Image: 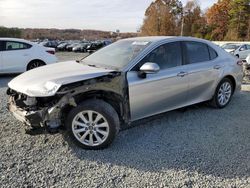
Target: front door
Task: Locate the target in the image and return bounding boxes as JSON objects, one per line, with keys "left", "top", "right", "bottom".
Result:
{"left": 127, "top": 42, "right": 189, "bottom": 121}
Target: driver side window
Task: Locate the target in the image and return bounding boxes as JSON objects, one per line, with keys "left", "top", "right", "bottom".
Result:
{"left": 133, "top": 42, "right": 182, "bottom": 71}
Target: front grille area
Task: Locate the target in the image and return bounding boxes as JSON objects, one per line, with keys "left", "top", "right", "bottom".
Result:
{"left": 7, "top": 88, "right": 28, "bottom": 107}
{"left": 7, "top": 88, "right": 39, "bottom": 111}
{"left": 7, "top": 88, "right": 60, "bottom": 109}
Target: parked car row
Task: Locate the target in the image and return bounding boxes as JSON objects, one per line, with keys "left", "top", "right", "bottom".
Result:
{"left": 37, "top": 39, "right": 112, "bottom": 53}
{"left": 221, "top": 43, "right": 250, "bottom": 61}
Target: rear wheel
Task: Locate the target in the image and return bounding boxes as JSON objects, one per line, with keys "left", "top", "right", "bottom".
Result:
{"left": 27, "top": 60, "right": 45, "bottom": 70}
{"left": 65, "top": 99, "right": 120, "bottom": 149}
{"left": 210, "top": 78, "right": 233, "bottom": 108}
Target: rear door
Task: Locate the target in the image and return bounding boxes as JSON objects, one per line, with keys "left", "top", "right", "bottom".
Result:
{"left": 183, "top": 41, "right": 221, "bottom": 104}
{"left": 2, "top": 41, "right": 32, "bottom": 73}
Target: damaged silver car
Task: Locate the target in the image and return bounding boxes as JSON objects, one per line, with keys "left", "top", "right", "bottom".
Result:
{"left": 7, "top": 37, "right": 243, "bottom": 149}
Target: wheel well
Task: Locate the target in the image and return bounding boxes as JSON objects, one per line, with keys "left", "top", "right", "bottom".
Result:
{"left": 68, "top": 91, "right": 125, "bottom": 122}
{"left": 27, "top": 59, "right": 46, "bottom": 70}
{"left": 223, "top": 75, "right": 236, "bottom": 92}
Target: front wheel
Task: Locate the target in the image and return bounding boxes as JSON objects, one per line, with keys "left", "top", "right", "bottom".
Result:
{"left": 210, "top": 78, "right": 233, "bottom": 108}
{"left": 65, "top": 99, "right": 120, "bottom": 149}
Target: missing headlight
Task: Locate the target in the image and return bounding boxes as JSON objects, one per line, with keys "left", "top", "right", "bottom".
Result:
{"left": 24, "top": 97, "right": 37, "bottom": 106}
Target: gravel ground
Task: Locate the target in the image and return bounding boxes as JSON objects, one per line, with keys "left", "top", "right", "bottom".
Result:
{"left": 0, "top": 53, "right": 250, "bottom": 187}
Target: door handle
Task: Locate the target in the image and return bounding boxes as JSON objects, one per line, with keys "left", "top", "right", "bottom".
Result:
{"left": 214, "top": 65, "right": 221, "bottom": 69}
{"left": 177, "top": 71, "right": 188, "bottom": 77}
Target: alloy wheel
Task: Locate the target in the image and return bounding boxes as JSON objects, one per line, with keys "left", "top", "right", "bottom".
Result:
{"left": 72, "top": 110, "right": 109, "bottom": 146}
{"left": 217, "top": 82, "right": 232, "bottom": 106}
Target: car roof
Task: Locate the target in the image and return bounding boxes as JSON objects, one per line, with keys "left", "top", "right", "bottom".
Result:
{"left": 0, "top": 38, "right": 33, "bottom": 44}
{"left": 121, "top": 36, "right": 214, "bottom": 45}
{"left": 122, "top": 36, "right": 175, "bottom": 42}
{"left": 0, "top": 37, "right": 26, "bottom": 41}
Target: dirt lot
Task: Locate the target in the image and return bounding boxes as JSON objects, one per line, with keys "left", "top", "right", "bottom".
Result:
{"left": 0, "top": 53, "right": 250, "bottom": 187}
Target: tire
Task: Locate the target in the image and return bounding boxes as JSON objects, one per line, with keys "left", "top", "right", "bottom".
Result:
{"left": 27, "top": 60, "right": 45, "bottom": 70}
{"left": 210, "top": 78, "right": 233, "bottom": 108}
{"left": 65, "top": 99, "right": 120, "bottom": 150}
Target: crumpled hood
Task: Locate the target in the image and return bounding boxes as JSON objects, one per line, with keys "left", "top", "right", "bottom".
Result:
{"left": 8, "top": 61, "right": 114, "bottom": 97}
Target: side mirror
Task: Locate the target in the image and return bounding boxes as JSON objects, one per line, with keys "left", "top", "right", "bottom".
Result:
{"left": 138, "top": 62, "right": 160, "bottom": 78}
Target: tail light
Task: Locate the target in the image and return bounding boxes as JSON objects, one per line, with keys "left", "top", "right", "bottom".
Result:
{"left": 237, "top": 60, "right": 243, "bottom": 66}
{"left": 46, "top": 50, "right": 55, "bottom": 55}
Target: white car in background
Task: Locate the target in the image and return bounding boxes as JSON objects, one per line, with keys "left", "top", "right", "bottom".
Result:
{"left": 0, "top": 38, "right": 58, "bottom": 74}
{"left": 221, "top": 43, "right": 241, "bottom": 53}
{"left": 233, "top": 44, "right": 250, "bottom": 59}
{"left": 246, "top": 54, "right": 250, "bottom": 67}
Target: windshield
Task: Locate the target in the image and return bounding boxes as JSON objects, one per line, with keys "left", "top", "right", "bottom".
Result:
{"left": 82, "top": 40, "right": 151, "bottom": 70}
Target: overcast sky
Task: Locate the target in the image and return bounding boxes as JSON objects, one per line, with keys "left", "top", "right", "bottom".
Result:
{"left": 0, "top": 0, "right": 217, "bottom": 32}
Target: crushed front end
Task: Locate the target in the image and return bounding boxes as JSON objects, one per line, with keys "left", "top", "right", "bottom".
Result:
{"left": 7, "top": 88, "right": 68, "bottom": 129}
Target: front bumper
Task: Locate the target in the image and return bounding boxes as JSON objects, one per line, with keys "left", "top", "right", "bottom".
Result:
{"left": 8, "top": 97, "right": 44, "bottom": 127}
{"left": 7, "top": 88, "right": 72, "bottom": 129}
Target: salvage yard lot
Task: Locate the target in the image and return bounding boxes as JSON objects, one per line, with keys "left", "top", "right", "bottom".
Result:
{"left": 0, "top": 53, "right": 250, "bottom": 187}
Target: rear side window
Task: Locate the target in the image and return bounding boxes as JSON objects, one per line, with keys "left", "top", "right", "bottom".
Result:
{"left": 5, "top": 41, "right": 32, "bottom": 51}
{"left": 184, "top": 41, "right": 210, "bottom": 64}
{"left": 208, "top": 46, "right": 218, "bottom": 60}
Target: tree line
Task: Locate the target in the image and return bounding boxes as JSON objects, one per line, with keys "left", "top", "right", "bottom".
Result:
{"left": 140, "top": 0, "right": 250, "bottom": 41}
{"left": 0, "top": 27, "right": 137, "bottom": 40}
{"left": 0, "top": 27, "right": 22, "bottom": 38}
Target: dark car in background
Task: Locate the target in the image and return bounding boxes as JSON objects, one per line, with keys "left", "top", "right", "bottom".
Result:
{"left": 66, "top": 43, "right": 80, "bottom": 51}
{"left": 57, "top": 42, "right": 69, "bottom": 51}
{"left": 72, "top": 42, "right": 90, "bottom": 52}
{"left": 40, "top": 41, "right": 58, "bottom": 49}
{"left": 86, "top": 41, "right": 106, "bottom": 53}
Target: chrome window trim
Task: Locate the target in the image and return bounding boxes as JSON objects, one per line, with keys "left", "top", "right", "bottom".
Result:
{"left": 123, "top": 38, "right": 220, "bottom": 72}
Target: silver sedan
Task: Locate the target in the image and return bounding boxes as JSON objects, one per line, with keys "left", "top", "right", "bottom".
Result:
{"left": 7, "top": 36, "right": 243, "bottom": 149}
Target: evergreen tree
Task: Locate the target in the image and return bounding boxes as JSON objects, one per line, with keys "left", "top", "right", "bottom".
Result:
{"left": 226, "top": 0, "right": 250, "bottom": 40}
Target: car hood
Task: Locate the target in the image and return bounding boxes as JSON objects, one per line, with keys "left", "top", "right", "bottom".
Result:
{"left": 8, "top": 61, "right": 114, "bottom": 97}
